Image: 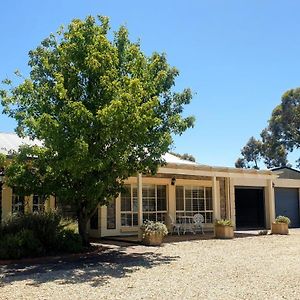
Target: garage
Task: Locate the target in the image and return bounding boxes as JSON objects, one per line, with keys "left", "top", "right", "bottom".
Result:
{"left": 235, "top": 187, "right": 265, "bottom": 229}
{"left": 275, "top": 188, "right": 300, "bottom": 228}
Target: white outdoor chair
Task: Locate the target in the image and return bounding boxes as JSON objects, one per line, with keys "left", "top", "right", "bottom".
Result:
{"left": 168, "top": 215, "right": 182, "bottom": 235}
{"left": 193, "top": 213, "right": 204, "bottom": 234}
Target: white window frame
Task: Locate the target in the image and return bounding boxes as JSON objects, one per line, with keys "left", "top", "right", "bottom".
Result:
{"left": 176, "top": 186, "right": 213, "bottom": 224}
{"left": 12, "top": 190, "right": 25, "bottom": 214}
{"left": 120, "top": 184, "right": 168, "bottom": 226}
{"left": 32, "top": 195, "right": 45, "bottom": 212}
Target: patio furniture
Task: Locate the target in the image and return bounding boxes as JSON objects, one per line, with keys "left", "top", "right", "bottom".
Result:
{"left": 178, "top": 216, "right": 195, "bottom": 234}
{"left": 193, "top": 213, "right": 204, "bottom": 234}
{"left": 168, "top": 215, "right": 181, "bottom": 235}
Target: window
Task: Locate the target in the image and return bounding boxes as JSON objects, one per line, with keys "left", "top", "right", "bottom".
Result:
{"left": 32, "top": 195, "right": 44, "bottom": 212}
{"left": 120, "top": 184, "right": 167, "bottom": 226}
{"left": 121, "top": 185, "right": 138, "bottom": 226}
{"left": 142, "top": 185, "right": 167, "bottom": 222}
{"left": 12, "top": 189, "right": 25, "bottom": 214}
{"left": 107, "top": 198, "right": 116, "bottom": 229}
{"left": 176, "top": 186, "right": 213, "bottom": 223}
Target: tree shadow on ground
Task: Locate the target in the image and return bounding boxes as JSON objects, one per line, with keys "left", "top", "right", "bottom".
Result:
{"left": 0, "top": 246, "right": 178, "bottom": 288}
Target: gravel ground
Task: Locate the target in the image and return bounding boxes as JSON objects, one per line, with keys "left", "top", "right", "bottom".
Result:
{"left": 1, "top": 230, "right": 300, "bottom": 300}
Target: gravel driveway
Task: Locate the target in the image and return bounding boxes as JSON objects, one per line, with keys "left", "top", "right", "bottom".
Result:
{"left": 1, "top": 230, "right": 300, "bottom": 299}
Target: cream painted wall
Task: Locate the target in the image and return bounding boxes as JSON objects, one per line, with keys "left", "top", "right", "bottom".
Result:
{"left": 2, "top": 184, "right": 12, "bottom": 221}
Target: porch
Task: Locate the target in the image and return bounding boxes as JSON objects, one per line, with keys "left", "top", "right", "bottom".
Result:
{"left": 96, "top": 229, "right": 260, "bottom": 245}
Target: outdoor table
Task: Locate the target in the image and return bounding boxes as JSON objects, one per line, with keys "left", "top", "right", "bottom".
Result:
{"left": 178, "top": 216, "right": 195, "bottom": 234}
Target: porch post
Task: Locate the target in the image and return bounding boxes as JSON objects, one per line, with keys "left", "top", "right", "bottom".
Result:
{"left": 212, "top": 176, "right": 220, "bottom": 221}
{"left": 267, "top": 179, "right": 275, "bottom": 228}
{"left": 137, "top": 173, "right": 143, "bottom": 239}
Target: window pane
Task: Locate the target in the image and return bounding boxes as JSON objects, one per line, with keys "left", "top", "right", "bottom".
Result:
{"left": 133, "top": 197, "right": 138, "bottom": 212}
{"left": 12, "top": 190, "right": 24, "bottom": 214}
{"left": 185, "top": 198, "right": 192, "bottom": 211}
{"left": 185, "top": 188, "right": 192, "bottom": 199}
{"left": 205, "top": 212, "right": 213, "bottom": 223}
{"left": 176, "top": 186, "right": 184, "bottom": 210}
{"left": 205, "top": 187, "right": 212, "bottom": 200}
{"left": 133, "top": 213, "right": 138, "bottom": 226}
{"left": 33, "top": 195, "right": 39, "bottom": 205}
{"left": 157, "top": 185, "right": 167, "bottom": 211}
{"left": 121, "top": 185, "right": 131, "bottom": 212}
{"left": 147, "top": 213, "right": 156, "bottom": 221}
{"left": 107, "top": 198, "right": 116, "bottom": 229}
{"left": 206, "top": 197, "right": 213, "bottom": 210}
{"left": 157, "top": 213, "right": 167, "bottom": 222}
{"left": 121, "top": 213, "right": 132, "bottom": 226}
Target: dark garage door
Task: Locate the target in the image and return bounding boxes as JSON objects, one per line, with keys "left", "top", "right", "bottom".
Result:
{"left": 275, "top": 188, "right": 300, "bottom": 228}
{"left": 235, "top": 188, "right": 265, "bottom": 229}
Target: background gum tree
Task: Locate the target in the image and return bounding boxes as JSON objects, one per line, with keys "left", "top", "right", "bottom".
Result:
{"left": 235, "top": 89, "right": 300, "bottom": 169}
{"left": 0, "top": 16, "right": 194, "bottom": 245}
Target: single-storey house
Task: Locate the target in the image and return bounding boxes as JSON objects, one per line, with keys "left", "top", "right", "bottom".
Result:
{"left": 1, "top": 132, "right": 300, "bottom": 237}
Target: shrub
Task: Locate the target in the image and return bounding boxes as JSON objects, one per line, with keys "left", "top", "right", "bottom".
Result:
{"left": 275, "top": 215, "right": 291, "bottom": 225}
{"left": 215, "top": 219, "right": 233, "bottom": 226}
{"left": 57, "top": 229, "right": 83, "bottom": 253}
{"left": 0, "top": 212, "right": 83, "bottom": 260}
{"left": 0, "top": 229, "right": 43, "bottom": 259}
{"left": 0, "top": 212, "right": 62, "bottom": 253}
{"left": 141, "top": 220, "right": 168, "bottom": 237}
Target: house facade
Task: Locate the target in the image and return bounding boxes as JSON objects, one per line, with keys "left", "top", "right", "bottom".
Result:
{"left": 89, "top": 154, "right": 279, "bottom": 237}
{"left": 1, "top": 132, "right": 300, "bottom": 237}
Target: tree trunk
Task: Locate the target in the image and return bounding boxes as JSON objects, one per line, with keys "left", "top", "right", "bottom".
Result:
{"left": 78, "top": 213, "right": 90, "bottom": 247}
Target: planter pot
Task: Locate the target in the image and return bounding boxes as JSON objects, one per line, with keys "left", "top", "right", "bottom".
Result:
{"left": 142, "top": 233, "right": 164, "bottom": 246}
{"left": 271, "top": 222, "right": 289, "bottom": 235}
{"left": 214, "top": 225, "right": 234, "bottom": 239}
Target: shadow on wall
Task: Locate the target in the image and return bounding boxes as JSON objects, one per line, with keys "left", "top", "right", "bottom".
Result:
{"left": 0, "top": 247, "right": 178, "bottom": 287}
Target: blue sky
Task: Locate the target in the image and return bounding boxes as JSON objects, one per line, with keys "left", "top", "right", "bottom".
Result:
{"left": 1, "top": 0, "right": 300, "bottom": 167}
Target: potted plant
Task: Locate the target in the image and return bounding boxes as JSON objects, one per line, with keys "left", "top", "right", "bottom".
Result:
{"left": 271, "top": 216, "right": 291, "bottom": 235}
{"left": 141, "top": 220, "right": 168, "bottom": 246}
{"left": 214, "top": 219, "right": 234, "bottom": 239}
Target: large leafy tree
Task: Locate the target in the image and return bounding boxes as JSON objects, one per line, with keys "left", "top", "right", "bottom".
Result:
{"left": 235, "top": 136, "right": 262, "bottom": 169}
{"left": 235, "top": 89, "right": 300, "bottom": 169}
{"left": 0, "top": 16, "right": 194, "bottom": 245}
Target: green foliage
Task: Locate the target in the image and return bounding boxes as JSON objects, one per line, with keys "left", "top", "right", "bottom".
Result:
{"left": 235, "top": 88, "right": 300, "bottom": 169}
{"left": 57, "top": 229, "right": 83, "bottom": 253}
{"left": 0, "top": 229, "right": 43, "bottom": 259}
{"left": 141, "top": 220, "right": 168, "bottom": 237}
{"left": 275, "top": 215, "right": 291, "bottom": 225}
{"left": 1, "top": 211, "right": 61, "bottom": 252}
{"left": 235, "top": 137, "right": 262, "bottom": 169}
{"left": 60, "top": 218, "right": 79, "bottom": 233}
{"left": 214, "top": 219, "right": 233, "bottom": 226}
{"left": 0, "top": 212, "right": 82, "bottom": 259}
{"left": 0, "top": 15, "right": 194, "bottom": 244}
{"left": 169, "top": 152, "right": 196, "bottom": 162}
{"left": 0, "top": 153, "right": 5, "bottom": 167}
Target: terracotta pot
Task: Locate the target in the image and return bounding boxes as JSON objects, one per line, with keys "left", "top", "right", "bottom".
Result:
{"left": 271, "top": 222, "right": 289, "bottom": 235}
{"left": 214, "top": 225, "right": 234, "bottom": 239}
{"left": 142, "top": 233, "right": 164, "bottom": 246}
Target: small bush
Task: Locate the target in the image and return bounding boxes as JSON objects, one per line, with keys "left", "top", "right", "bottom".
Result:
{"left": 0, "top": 212, "right": 83, "bottom": 260}
{"left": 0, "top": 212, "right": 61, "bottom": 252}
{"left": 0, "top": 229, "right": 43, "bottom": 259}
{"left": 57, "top": 229, "right": 83, "bottom": 253}
{"left": 275, "top": 215, "right": 291, "bottom": 225}
{"left": 215, "top": 219, "right": 232, "bottom": 226}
